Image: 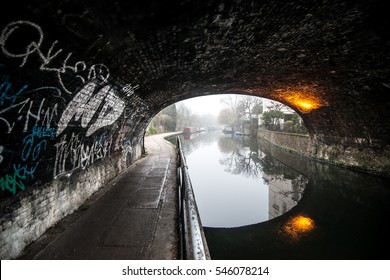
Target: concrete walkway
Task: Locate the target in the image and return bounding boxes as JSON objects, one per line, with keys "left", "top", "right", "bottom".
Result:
{"left": 18, "top": 133, "right": 180, "bottom": 260}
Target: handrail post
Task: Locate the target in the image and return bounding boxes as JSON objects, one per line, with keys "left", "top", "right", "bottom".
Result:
{"left": 176, "top": 136, "right": 211, "bottom": 260}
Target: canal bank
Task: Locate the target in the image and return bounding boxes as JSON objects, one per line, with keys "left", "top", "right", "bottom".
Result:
{"left": 18, "top": 133, "right": 180, "bottom": 260}
{"left": 257, "top": 129, "right": 390, "bottom": 176}
{"left": 257, "top": 129, "right": 310, "bottom": 156}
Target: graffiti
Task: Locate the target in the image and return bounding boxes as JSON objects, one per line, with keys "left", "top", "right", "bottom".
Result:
{"left": 32, "top": 125, "right": 56, "bottom": 140}
{"left": 0, "top": 145, "right": 3, "bottom": 164}
{"left": 20, "top": 98, "right": 56, "bottom": 133}
{"left": 0, "top": 98, "right": 29, "bottom": 132}
{"left": 1, "top": 21, "right": 128, "bottom": 137}
{"left": 0, "top": 167, "right": 27, "bottom": 195}
{"left": 122, "top": 140, "right": 133, "bottom": 156}
{"left": 0, "top": 20, "right": 110, "bottom": 94}
{"left": 0, "top": 138, "right": 42, "bottom": 195}
{"left": 0, "top": 97, "right": 58, "bottom": 133}
{"left": 0, "top": 21, "right": 43, "bottom": 63}
{"left": 1, "top": 70, "right": 60, "bottom": 134}
{"left": 56, "top": 81, "right": 125, "bottom": 137}
{"left": 0, "top": 74, "right": 28, "bottom": 106}
{"left": 21, "top": 134, "right": 47, "bottom": 162}
{"left": 54, "top": 132, "right": 113, "bottom": 178}
{"left": 0, "top": 119, "right": 55, "bottom": 195}
{"left": 0, "top": 163, "right": 39, "bottom": 195}
{"left": 123, "top": 84, "right": 139, "bottom": 97}
{"left": 0, "top": 21, "right": 133, "bottom": 195}
{"left": 88, "top": 87, "right": 125, "bottom": 136}
{"left": 113, "top": 122, "right": 131, "bottom": 152}
{"left": 13, "top": 163, "right": 38, "bottom": 179}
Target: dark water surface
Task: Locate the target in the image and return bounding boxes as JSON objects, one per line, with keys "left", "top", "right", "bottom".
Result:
{"left": 168, "top": 131, "right": 390, "bottom": 259}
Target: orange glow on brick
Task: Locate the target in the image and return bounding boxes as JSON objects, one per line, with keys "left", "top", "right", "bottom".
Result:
{"left": 293, "top": 99, "right": 318, "bottom": 112}
{"left": 273, "top": 87, "right": 325, "bottom": 113}
{"left": 284, "top": 92, "right": 321, "bottom": 113}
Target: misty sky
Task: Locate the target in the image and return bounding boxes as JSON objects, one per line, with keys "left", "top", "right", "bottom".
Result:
{"left": 177, "top": 95, "right": 230, "bottom": 116}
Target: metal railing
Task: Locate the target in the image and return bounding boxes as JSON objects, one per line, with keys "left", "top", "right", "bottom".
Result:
{"left": 176, "top": 136, "right": 211, "bottom": 260}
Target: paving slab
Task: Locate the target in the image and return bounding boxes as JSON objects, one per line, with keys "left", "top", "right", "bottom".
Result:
{"left": 104, "top": 208, "right": 157, "bottom": 247}
{"left": 126, "top": 189, "right": 162, "bottom": 208}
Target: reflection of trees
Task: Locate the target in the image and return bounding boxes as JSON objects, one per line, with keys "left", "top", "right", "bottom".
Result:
{"left": 171, "top": 131, "right": 308, "bottom": 204}
{"left": 260, "top": 156, "right": 289, "bottom": 182}
{"left": 217, "top": 135, "right": 307, "bottom": 201}
{"left": 218, "top": 136, "right": 262, "bottom": 178}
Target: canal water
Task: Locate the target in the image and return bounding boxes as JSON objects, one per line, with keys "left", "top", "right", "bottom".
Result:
{"left": 168, "top": 131, "right": 390, "bottom": 259}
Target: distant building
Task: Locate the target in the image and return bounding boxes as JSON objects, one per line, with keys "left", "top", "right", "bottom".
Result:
{"left": 258, "top": 99, "right": 295, "bottom": 130}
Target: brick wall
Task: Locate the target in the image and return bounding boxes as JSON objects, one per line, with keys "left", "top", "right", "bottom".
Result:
{"left": 0, "top": 20, "right": 147, "bottom": 259}
{"left": 257, "top": 129, "right": 310, "bottom": 155}
{"left": 0, "top": 145, "right": 142, "bottom": 259}
{"left": 257, "top": 129, "right": 390, "bottom": 175}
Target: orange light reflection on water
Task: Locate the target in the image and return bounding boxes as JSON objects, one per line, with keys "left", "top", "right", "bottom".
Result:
{"left": 291, "top": 215, "right": 315, "bottom": 232}
{"left": 281, "top": 215, "right": 315, "bottom": 242}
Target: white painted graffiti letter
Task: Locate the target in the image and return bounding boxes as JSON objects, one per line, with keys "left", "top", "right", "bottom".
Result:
{"left": 56, "top": 82, "right": 125, "bottom": 136}
{"left": 0, "top": 21, "right": 43, "bottom": 67}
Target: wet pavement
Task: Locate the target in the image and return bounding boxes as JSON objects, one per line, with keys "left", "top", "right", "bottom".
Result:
{"left": 18, "top": 133, "right": 180, "bottom": 260}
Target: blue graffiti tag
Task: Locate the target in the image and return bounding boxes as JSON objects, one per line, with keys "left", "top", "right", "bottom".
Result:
{"left": 0, "top": 75, "right": 28, "bottom": 106}
{"left": 32, "top": 124, "right": 56, "bottom": 140}
{"left": 13, "top": 163, "right": 39, "bottom": 179}
{"left": 0, "top": 124, "right": 54, "bottom": 195}
{"left": 21, "top": 134, "right": 47, "bottom": 162}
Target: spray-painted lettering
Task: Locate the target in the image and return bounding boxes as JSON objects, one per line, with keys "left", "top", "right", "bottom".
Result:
{"left": 54, "top": 133, "right": 113, "bottom": 178}
{"left": 0, "top": 21, "right": 110, "bottom": 94}
{"left": 32, "top": 125, "right": 56, "bottom": 140}
{"left": 56, "top": 82, "right": 125, "bottom": 137}
{"left": 21, "top": 134, "right": 47, "bottom": 162}
{"left": 0, "top": 92, "right": 59, "bottom": 134}
{"left": 0, "top": 74, "right": 28, "bottom": 106}
{"left": 0, "top": 167, "right": 27, "bottom": 195}
{"left": 123, "top": 84, "right": 139, "bottom": 97}
{"left": 1, "top": 21, "right": 134, "bottom": 196}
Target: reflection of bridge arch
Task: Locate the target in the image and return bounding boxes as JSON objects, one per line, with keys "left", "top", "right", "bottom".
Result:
{"left": 204, "top": 147, "right": 390, "bottom": 259}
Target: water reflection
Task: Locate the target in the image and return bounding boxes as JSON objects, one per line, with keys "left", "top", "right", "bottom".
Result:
{"left": 170, "top": 132, "right": 390, "bottom": 259}
{"left": 171, "top": 131, "right": 307, "bottom": 228}
{"left": 203, "top": 138, "right": 390, "bottom": 260}
{"left": 280, "top": 215, "right": 315, "bottom": 242}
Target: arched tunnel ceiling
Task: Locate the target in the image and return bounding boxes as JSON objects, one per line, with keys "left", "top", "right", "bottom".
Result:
{"left": 3, "top": 0, "right": 390, "bottom": 141}
{"left": 2, "top": 0, "right": 390, "bottom": 260}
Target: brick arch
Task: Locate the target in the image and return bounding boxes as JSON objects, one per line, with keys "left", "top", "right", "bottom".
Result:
{"left": 1, "top": 0, "right": 389, "bottom": 259}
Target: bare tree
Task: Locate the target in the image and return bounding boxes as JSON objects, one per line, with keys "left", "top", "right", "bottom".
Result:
{"left": 220, "top": 95, "right": 263, "bottom": 130}
{"left": 236, "top": 96, "right": 263, "bottom": 120}
{"left": 176, "top": 103, "right": 193, "bottom": 130}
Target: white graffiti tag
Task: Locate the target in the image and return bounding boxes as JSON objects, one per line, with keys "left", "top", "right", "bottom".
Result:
{"left": 56, "top": 82, "right": 125, "bottom": 137}
{"left": 54, "top": 133, "right": 113, "bottom": 178}
{"left": 0, "top": 21, "right": 110, "bottom": 94}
